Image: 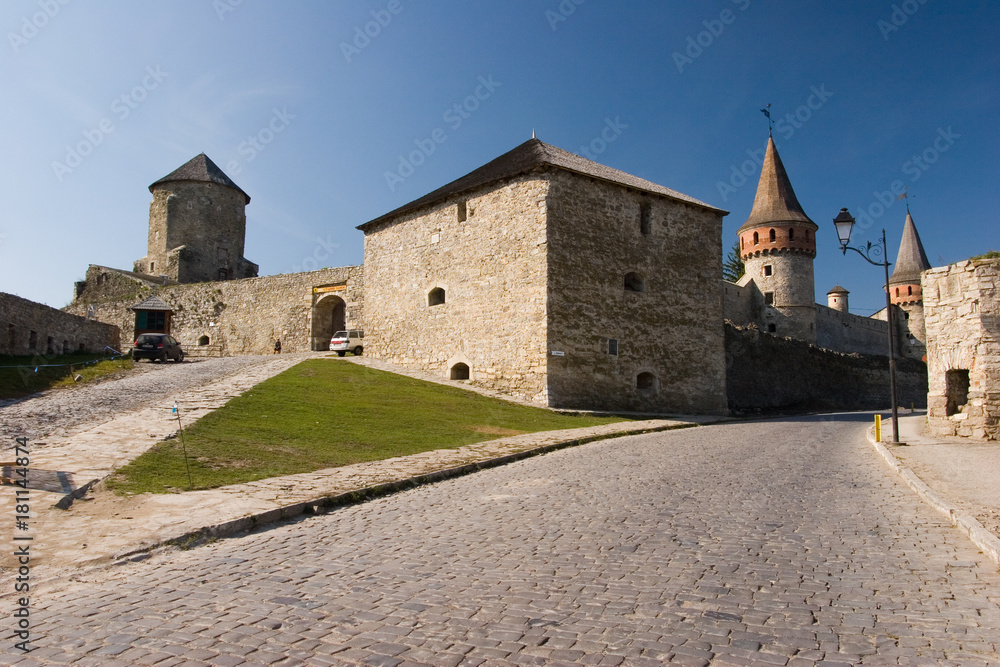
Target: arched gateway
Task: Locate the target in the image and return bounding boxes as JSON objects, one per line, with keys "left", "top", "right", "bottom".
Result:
{"left": 311, "top": 293, "right": 347, "bottom": 351}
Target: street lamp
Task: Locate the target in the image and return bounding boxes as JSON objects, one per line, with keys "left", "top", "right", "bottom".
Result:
{"left": 832, "top": 208, "right": 900, "bottom": 443}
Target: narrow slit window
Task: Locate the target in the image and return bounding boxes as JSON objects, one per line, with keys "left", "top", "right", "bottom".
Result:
{"left": 640, "top": 202, "right": 652, "bottom": 236}
{"left": 457, "top": 201, "right": 467, "bottom": 222}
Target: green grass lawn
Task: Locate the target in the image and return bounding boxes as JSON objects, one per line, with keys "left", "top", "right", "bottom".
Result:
{"left": 108, "top": 359, "right": 627, "bottom": 494}
{"left": 0, "top": 353, "right": 133, "bottom": 399}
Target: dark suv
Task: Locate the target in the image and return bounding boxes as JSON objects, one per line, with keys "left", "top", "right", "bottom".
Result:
{"left": 133, "top": 333, "right": 185, "bottom": 362}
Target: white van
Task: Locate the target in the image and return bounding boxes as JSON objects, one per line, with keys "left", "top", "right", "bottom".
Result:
{"left": 330, "top": 330, "right": 364, "bottom": 356}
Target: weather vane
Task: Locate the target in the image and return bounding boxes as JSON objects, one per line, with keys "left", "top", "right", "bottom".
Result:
{"left": 760, "top": 103, "right": 773, "bottom": 135}
{"left": 897, "top": 186, "right": 914, "bottom": 213}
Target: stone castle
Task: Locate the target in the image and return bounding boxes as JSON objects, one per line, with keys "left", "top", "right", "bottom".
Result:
{"left": 63, "top": 136, "right": 936, "bottom": 415}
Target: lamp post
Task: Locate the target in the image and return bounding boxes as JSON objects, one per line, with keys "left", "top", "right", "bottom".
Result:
{"left": 832, "top": 208, "right": 900, "bottom": 443}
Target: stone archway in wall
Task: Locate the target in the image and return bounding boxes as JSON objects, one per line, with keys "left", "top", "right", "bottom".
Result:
{"left": 311, "top": 294, "right": 346, "bottom": 351}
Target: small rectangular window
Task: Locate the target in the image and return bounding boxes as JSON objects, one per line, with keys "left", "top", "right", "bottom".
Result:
{"left": 640, "top": 202, "right": 652, "bottom": 236}
{"left": 764, "top": 292, "right": 774, "bottom": 305}
{"left": 457, "top": 201, "right": 467, "bottom": 222}
{"left": 763, "top": 265, "right": 772, "bottom": 276}
{"left": 608, "top": 339, "right": 619, "bottom": 355}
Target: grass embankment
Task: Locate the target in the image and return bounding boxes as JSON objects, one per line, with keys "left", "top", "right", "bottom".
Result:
{"left": 108, "top": 359, "right": 626, "bottom": 494}
{"left": 0, "top": 353, "right": 133, "bottom": 399}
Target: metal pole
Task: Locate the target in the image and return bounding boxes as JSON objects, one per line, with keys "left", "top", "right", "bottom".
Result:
{"left": 881, "top": 229, "right": 900, "bottom": 443}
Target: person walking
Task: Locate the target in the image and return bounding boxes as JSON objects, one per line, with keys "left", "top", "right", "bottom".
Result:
{"left": 273, "top": 339, "right": 281, "bottom": 354}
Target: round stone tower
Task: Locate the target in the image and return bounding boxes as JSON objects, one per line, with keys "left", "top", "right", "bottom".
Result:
{"left": 134, "top": 153, "right": 258, "bottom": 284}
{"left": 738, "top": 136, "right": 819, "bottom": 342}
{"left": 827, "top": 285, "right": 849, "bottom": 313}
{"left": 888, "top": 210, "right": 932, "bottom": 359}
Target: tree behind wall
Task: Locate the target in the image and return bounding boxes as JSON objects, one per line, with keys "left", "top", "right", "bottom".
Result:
{"left": 723, "top": 239, "right": 745, "bottom": 282}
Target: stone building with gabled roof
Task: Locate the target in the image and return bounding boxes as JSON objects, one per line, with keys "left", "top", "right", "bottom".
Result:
{"left": 134, "top": 153, "right": 258, "bottom": 284}
{"left": 359, "top": 138, "right": 729, "bottom": 414}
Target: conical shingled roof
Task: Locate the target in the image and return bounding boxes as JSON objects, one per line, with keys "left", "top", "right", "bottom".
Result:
{"left": 149, "top": 153, "right": 250, "bottom": 204}
{"left": 738, "top": 136, "right": 816, "bottom": 232}
{"left": 888, "top": 212, "right": 931, "bottom": 285}
{"left": 359, "top": 138, "right": 725, "bottom": 231}
{"left": 827, "top": 285, "right": 849, "bottom": 294}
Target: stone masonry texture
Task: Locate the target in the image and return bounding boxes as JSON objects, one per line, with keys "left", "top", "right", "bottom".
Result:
{"left": 67, "top": 264, "right": 363, "bottom": 355}
{"left": 924, "top": 258, "right": 1000, "bottom": 439}
{"left": 362, "top": 169, "right": 728, "bottom": 414}
{"left": 726, "top": 322, "right": 928, "bottom": 414}
{"left": 0, "top": 291, "right": 118, "bottom": 356}
{"left": 363, "top": 175, "right": 550, "bottom": 404}
{"left": 545, "top": 170, "right": 727, "bottom": 414}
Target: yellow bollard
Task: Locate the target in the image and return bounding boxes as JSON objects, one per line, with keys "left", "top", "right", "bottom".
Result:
{"left": 874, "top": 414, "right": 882, "bottom": 443}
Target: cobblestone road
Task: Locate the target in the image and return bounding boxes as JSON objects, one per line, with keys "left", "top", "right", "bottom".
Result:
{"left": 6, "top": 414, "right": 1000, "bottom": 666}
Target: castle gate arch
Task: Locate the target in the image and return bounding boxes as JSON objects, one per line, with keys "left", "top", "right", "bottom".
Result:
{"left": 311, "top": 293, "right": 346, "bottom": 351}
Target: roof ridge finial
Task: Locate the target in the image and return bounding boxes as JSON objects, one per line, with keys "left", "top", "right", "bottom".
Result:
{"left": 760, "top": 103, "right": 773, "bottom": 136}
{"left": 532, "top": 128, "right": 536, "bottom": 139}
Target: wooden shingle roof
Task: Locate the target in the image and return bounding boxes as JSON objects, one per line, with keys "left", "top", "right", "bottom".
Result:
{"left": 149, "top": 153, "right": 250, "bottom": 204}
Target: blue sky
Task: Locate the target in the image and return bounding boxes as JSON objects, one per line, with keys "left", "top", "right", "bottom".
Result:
{"left": 2, "top": 0, "right": 997, "bottom": 314}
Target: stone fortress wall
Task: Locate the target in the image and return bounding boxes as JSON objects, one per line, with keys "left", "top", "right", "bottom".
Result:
{"left": 726, "top": 322, "right": 927, "bottom": 414}
{"left": 1, "top": 292, "right": 119, "bottom": 356}
{"left": 545, "top": 170, "right": 727, "bottom": 414}
{"left": 815, "top": 304, "right": 891, "bottom": 357}
{"left": 67, "top": 264, "right": 363, "bottom": 356}
{"left": 362, "top": 176, "right": 550, "bottom": 404}
{"left": 923, "top": 258, "right": 1000, "bottom": 439}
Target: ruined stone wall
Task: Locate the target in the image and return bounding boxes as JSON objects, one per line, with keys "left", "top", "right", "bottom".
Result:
{"left": 135, "top": 181, "right": 257, "bottom": 283}
{"left": 726, "top": 323, "right": 927, "bottom": 413}
{"left": 546, "top": 171, "right": 727, "bottom": 414}
{"left": 924, "top": 259, "right": 1000, "bottom": 439}
{"left": 362, "top": 176, "right": 549, "bottom": 403}
{"left": 722, "top": 279, "right": 755, "bottom": 327}
{"left": 815, "top": 304, "right": 891, "bottom": 357}
{"left": 1, "top": 292, "right": 119, "bottom": 356}
{"left": 67, "top": 266, "right": 363, "bottom": 356}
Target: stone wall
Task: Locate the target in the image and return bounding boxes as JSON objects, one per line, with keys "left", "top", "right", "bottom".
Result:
{"left": 67, "top": 265, "right": 363, "bottom": 356}
{"left": 362, "top": 175, "right": 550, "bottom": 403}
{"left": 546, "top": 170, "right": 727, "bottom": 414}
{"left": 1, "top": 292, "right": 119, "bottom": 356}
{"left": 723, "top": 279, "right": 756, "bottom": 328}
{"left": 923, "top": 259, "right": 1000, "bottom": 439}
{"left": 726, "top": 322, "right": 927, "bottom": 414}
{"left": 815, "top": 304, "right": 891, "bottom": 357}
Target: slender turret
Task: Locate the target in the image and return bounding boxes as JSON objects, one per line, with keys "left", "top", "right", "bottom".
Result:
{"left": 888, "top": 210, "right": 932, "bottom": 358}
